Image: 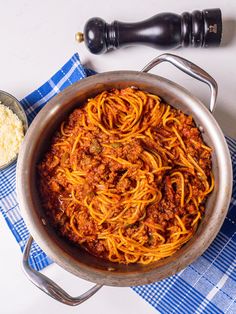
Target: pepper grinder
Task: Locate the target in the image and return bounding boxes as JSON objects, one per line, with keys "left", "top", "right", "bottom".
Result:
{"left": 76, "top": 8, "right": 222, "bottom": 54}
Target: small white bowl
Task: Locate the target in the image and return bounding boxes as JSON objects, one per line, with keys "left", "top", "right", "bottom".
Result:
{"left": 0, "top": 90, "right": 28, "bottom": 170}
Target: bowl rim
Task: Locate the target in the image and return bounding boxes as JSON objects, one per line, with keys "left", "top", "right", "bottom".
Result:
{"left": 16, "top": 71, "right": 232, "bottom": 286}
{"left": 0, "top": 90, "right": 28, "bottom": 170}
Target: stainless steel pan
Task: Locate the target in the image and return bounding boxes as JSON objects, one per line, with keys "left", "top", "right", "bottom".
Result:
{"left": 16, "top": 54, "right": 232, "bottom": 306}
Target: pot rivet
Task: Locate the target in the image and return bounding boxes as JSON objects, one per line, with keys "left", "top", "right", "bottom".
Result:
{"left": 107, "top": 267, "right": 115, "bottom": 271}
{"left": 41, "top": 218, "right": 47, "bottom": 226}
{"left": 199, "top": 125, "right": 204, "bottom": 133}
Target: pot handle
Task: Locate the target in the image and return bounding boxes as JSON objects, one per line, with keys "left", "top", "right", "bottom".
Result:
{"left": 22, "top": 236, "right": 103, "bottom": 306}
{"left": 141, "top": 53, "right": 217, "bottom": 113}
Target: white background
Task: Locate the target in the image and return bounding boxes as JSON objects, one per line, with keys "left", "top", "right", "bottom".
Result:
{"left": 0, "top": 0, "right": 236, "bottom": 313}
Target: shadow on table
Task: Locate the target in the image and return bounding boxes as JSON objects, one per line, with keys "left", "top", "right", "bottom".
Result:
{"left": 221, "top": 19, "right": 236, "bottom": 46}
{"left": 214, "top": 106, "right": 236, "bottom": 139}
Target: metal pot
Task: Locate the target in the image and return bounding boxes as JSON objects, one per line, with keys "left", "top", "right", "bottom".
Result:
{"left": 16, "top": 54, "right": 232, "bottom": 306}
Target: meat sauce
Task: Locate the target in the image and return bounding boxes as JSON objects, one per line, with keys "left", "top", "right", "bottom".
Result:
{"left": 38, "top": 88, "right": 213, "bottom": 264}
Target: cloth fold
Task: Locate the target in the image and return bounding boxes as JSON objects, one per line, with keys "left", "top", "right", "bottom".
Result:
{"left": 0, "top": 53, "right": 235, "bottom": 314}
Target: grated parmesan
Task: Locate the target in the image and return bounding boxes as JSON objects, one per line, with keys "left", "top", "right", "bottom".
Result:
{"left": 0, "top": 103, "right": 24, "bottom": 167}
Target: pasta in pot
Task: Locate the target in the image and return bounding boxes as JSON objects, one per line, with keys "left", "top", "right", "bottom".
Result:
{"left": 38, "top": 87, "right": 214, "bottom": 265}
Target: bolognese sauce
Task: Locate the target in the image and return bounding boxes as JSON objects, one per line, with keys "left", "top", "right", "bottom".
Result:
{"left": 38, "top": 87, "right": 213, "bottom": 264}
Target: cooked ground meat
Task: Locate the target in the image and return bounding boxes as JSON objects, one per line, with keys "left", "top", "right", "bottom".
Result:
{"left": 38, "top": 88, "right": 213, "bottom": 265}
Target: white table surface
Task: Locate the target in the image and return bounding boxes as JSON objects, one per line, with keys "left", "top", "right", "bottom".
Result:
{"left": 0, "top": 1, "right": 236, "bottom": 313}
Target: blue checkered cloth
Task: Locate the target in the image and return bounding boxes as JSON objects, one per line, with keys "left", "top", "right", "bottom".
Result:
{"left": 0, "top": 53, "right": 235, "bottom": 313}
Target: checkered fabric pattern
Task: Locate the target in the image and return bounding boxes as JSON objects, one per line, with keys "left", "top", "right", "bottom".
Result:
{"left": 0, "top": 53, "right": 235, "bottom": 313}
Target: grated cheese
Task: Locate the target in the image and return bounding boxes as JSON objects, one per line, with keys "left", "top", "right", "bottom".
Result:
{"left": 0, "top": 103, "right": 24, "bottom": 167}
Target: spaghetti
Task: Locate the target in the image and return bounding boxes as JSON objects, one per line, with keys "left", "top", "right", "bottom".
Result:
{"left": 38, "top": 87, "right": 214, "bottom": 265}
